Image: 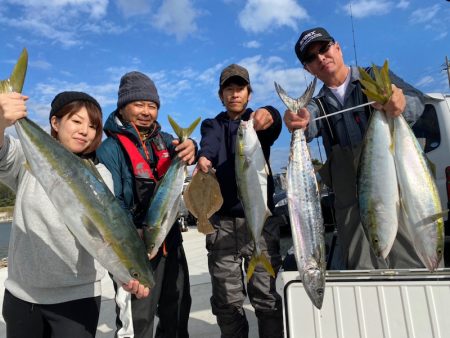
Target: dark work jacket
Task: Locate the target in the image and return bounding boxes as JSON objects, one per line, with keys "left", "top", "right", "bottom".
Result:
{"left": 304, "top": 66, "right": 425, "bottom": 156}
{"left": 98, "top": 111, "right": 197, "bottom": 251}
{"left": 198, "top": 106, "right": 282, "bottom": 217}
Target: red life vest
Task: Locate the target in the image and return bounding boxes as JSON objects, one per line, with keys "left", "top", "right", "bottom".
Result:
{"left": 116, "top": 133, "right": 171, "bottom": 181}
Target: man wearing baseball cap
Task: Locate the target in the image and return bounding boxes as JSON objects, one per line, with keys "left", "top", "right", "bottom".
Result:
{"left": 195, "top": 64, "right": 284, "bottom": 337}
{"left": 284, "top": 27, "right": 427, "bottom": 270}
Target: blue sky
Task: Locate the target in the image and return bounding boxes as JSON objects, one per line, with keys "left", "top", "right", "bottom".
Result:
{"left": 1, "top": 0, "right": 449, "bottom": 173}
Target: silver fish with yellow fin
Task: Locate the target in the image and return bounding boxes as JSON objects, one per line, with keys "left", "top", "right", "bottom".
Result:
{"left": 144, "top": 116, "right": 200, "bottom": 258}
{"left": 359, "top": 62, "right": 445, "bottom": 271}
{"left": 235, "top": 118, "right": 275, "bottom": 282}
{"left": 1, "top": 48, "right": 154, "bottom": 288}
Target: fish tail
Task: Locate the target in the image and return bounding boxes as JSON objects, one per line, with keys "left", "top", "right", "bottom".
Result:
{"left": 197, "top": 218, "right": 215, "bottom": 235}
{"left": 246, "top": 252, "right": 275, "bottom": 282}
{"left": 1, "top": 48, "right": 28, "bottom": 94}
{"left": 168, "top": 116, "right": 201, "bottom": 141}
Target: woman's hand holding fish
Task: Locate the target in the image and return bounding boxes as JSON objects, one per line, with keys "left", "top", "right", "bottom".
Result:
{"left": 0, "top": 93, "right": 28, "bottom": 129}
{"left": 283, "top": 107, "right": 310, "bottom": 132}
{"left": 122, "top": 279, "right": 150, "bottom": 299}
{"left": 372, "top": 84, "right": 406, "bottom": 117}
{"left": 252, "top": 108, "right": 273, "bottom": 131}
{"left": 173, "top": 138, "right": 196, "bottom": 164}
{"left": 0, "top": 93, "right": 28, "bottom": 147}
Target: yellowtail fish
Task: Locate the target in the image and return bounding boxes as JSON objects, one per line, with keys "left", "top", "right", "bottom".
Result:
{"left": 393, "top": 115, "right": 444, "bottom": 271}
{"left": 235, "top": 118, "right": 275, "bottom": 282}
{"left": 359, "top": 62, "right": 445, "bottom": 270}
{"left": 357, "top": 110, "right": 399, "bottom": 258}
{"left": 1, "top": 49, "right": 154, "bottom": 287}
{"left": 143, "top": 116, "right": 200, "bottom": 258}
{"left": 275, "top": 78, "right": 326, "bottom": 309}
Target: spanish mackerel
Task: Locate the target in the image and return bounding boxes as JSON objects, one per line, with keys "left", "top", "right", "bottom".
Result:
{"left": 143, "top": 116, "right": 200, "bottom": 259}
{"left": 275, "top": 78, "right": 326, "bottom": 309}
{"left": 1, "top": 49, "right": 154, "bottom": 287}
{"left": 235, "top": 118, "right": 275, "bottom": 282}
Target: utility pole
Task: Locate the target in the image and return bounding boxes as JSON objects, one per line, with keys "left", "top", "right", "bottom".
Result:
{"left": 446, "top": 56, "right": 450, "bottom": 89}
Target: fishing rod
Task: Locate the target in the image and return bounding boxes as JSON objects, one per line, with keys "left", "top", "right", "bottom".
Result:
{"left": 311, "top": 101, "right": 375, "bottom": 122}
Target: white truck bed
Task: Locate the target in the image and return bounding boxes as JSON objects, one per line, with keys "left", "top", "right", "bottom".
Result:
{"left": 276, "top": 269, "right": 450, "bottom": 338}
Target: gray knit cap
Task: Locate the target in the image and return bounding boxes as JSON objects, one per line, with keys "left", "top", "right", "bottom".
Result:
{"left": 117, "top": 71, "right": 160, "bottom": 109}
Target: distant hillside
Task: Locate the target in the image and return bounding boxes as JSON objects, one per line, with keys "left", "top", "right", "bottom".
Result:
{"left": 0, "top": 183, "right": 15, "bottom": 207}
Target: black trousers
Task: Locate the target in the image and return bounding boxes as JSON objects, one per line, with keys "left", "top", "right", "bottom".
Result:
{"left": 113, "top": 242, "right": 191, "bottom": 338}
{"left": 206, "top": 215, "right": 284, "bottom": 338}
{"left": 2, "top": 289, "right": 100, "bottom": 338}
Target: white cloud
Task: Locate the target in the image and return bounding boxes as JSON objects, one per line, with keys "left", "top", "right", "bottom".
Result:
{"left": 343, "top": 0, "right": 392, "bottom": 19}
{"left": 243, "top": 40, "right": 261, "bottom": 49}
{"left": 115, "top": 0, "right": 152, "bottom": 17}
{"left": 0, "top": 0, "right": 122, "bottom": 47}
{"left": 415, "top": 75, "right": 434, "bottom": 88}
{"left": 30, "top": 60, "right": 52, "bottom": 70}
{"left": 152, "top": 0, "right": 200, "bottom": 41}
{"left": 5, "top": 0, "right": 108, "bottom": 20}
{"left": 238, "top": 0, "right": 308, "bottom": 34}
{"left": 396, "top": 0, "right": 409, "bottom": 10}
{"left": 409, "top": 5, "right": 440, "bottom": 24}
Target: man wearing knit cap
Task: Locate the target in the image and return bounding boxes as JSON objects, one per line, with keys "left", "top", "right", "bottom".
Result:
{"left": 284, "top": 27, "right": 427, "bottom": 270}
{"left": 195, "top": 64, "right": 284, "bottom": 338}
{"left": 98, "top": 71, "right": 195, "bottom": 338}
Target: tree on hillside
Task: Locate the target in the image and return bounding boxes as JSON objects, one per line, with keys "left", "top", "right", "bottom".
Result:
{"left": 0, "top": 182, "right": 15, "bottom": 207}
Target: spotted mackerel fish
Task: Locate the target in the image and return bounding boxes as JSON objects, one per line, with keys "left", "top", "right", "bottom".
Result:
{"left": 275, "top": 78, "right": 326, "bottom": 309}
{"left": 143, "top": 116, "right": 200, "bottom": 259}
{"left": 1, "top": 49, "right": 154, "bottom": 288}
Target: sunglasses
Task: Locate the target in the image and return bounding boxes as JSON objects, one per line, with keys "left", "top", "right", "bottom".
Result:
{"left": 302, "top": 41, "right": 335, "bottom": 65}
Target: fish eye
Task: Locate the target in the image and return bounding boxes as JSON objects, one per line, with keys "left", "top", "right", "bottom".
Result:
{"left": 131, "top": 270, "right": 141, "bottom": 279}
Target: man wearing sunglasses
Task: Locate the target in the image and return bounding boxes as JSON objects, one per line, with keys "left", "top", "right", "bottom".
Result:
{"left": 283, "top": 27, "right": 427, "bottom": 270}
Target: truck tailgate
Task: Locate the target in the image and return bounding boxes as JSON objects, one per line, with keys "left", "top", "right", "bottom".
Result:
{"left": 277, "top": 269, "right": 450, "bottom": 338}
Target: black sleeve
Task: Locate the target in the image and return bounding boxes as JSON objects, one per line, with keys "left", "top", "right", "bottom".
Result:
{"left": 257, "top": 105, "right": 282, "bottom": 148}
{"left": 197, "top": 118, "right": 220, "bottom": 166}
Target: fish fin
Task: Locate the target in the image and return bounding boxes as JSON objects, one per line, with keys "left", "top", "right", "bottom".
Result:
{"left": 246, "top": 252, "right": 275, "bottom": 282}
{"left": 9, "top": 48, "right": 28, "bottom": 93}
{"left": 197, "top": 218, "right": 215, "bottom": 235}
{"left": 168, "top": 116, "right": 201, "bottom": 142}
{"left": 415, "top": 210, "right": 448, "bottom": 228}
{"left": 260, "top": 252, "right": 275, "bottom": 278}
{"left": 358, "top": 62, "right": 392, "bottom": 105}
{"left": 274, "top": 78, "right": 317, "bottom": 112}
{"left": 82, "top": 215, "right": 105, "bottom": 242}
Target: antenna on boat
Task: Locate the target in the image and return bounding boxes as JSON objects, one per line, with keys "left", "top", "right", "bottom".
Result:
{"left": 349, "top": 2, "right": 358, "bottom": 66}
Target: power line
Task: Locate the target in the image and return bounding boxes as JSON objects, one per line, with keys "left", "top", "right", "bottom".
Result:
{"left": 349, "top": 2, "right": 358, "bottom": 66}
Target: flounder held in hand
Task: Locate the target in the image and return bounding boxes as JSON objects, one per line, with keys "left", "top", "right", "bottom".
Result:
{"left": 184, "top": 170, "right": 223, "bottom": 235}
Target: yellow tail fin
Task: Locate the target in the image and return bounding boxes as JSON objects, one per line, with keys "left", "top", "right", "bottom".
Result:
{"left": 246, "top": 252, "right": 275, "bottom": 282}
